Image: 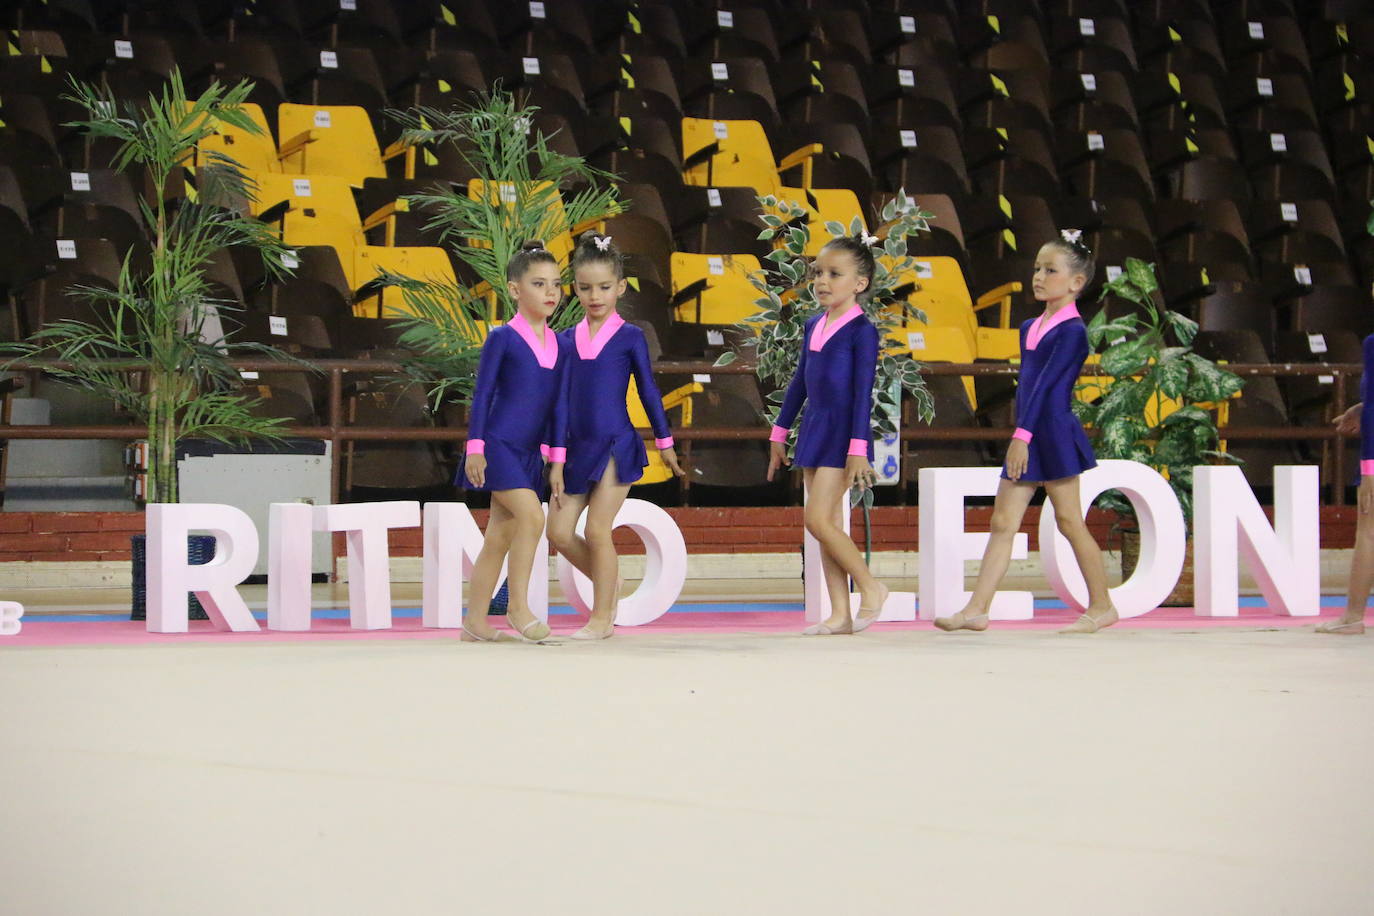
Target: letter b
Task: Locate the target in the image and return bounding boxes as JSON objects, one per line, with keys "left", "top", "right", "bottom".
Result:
{"left": 0, "top": 601, "right": 24, "bottom": 636}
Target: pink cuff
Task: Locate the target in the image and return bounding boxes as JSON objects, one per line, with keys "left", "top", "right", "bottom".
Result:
{"left": 1362, "top": 460, "right": 1374, "bottom": 476}
{"left": 547, "top": 446, "right": 567, "bottom": 463}
{"left": 1012, "top": 428, "right": 1034, "bottom": 443}
{"left": 655, "top": 436, "right": 674, "bottom": 449}
{"left": 465, "top": 439, "right": 485, "bottom": 456}
{"left": 769, "top": 425, "right": 789, "bottom": 443}
{"left": 847, "top": 438, "right": 868, "bottom": 457}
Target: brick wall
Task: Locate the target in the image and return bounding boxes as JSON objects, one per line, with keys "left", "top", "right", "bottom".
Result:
{"left": 0, "top": 505, "right": 1357, "bottom": 562}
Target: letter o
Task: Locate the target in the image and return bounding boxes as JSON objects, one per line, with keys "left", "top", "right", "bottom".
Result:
{"left": 556, "top": 498, "right": 686, "bottom": 626}
{"left": 1039, "top": 459, "right": 1186, "bottom": 618}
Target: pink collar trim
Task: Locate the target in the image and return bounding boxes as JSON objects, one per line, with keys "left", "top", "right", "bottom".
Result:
{"left": 575, "top": 313, "right": 625, "bottom": 359}
{"left": 1026, "top": 302, "right": 1080, "bottom": 351}
{"left": 507, "top": 313, "right": 558, "bottom": 369}
{"left": 809, "top": 304, "right": 863, "bottom": 352}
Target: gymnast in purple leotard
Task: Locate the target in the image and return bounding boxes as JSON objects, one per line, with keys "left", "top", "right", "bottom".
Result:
{"left": 1319, "top": 335, "right": 1374, "bottom": 635}
{"left": 546, "top": 231, "right": 684, "bottom": 640}
{"left": 934, "top": 232, "right": 1120, "bottom": 635}
{"left": 458, "top": 240, "right": 567, "bottom": 644}
{"left": 767, "top": 235, "right": 890, "bottom": 636}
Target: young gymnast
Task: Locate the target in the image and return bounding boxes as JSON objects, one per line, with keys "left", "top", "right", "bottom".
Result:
{"left": 767, "top": 234, "right": 890, "bottom": 636}
{"left": 459, "top": 240, "right": 567, "bottom": 643}
{"left": 546, "top": 232, "right": 683, "bottom": 640}
{"left": 934, "top": 231, "right": 1119, "bottom": 634}
{"left": 1319, "top": 339, "right": 1374, "bottom": 635}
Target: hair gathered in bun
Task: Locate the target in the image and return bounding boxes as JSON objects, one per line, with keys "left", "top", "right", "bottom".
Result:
{"left": 817, "top": 232, "right": 877, "bottom": 300}
{"left": 506, "top": 238, "right": 558, "bottom": 280}
{"left": 1044, "top": 230, "right": 1096, "bottom": 285}
{"left": 571, "top": 229, "right": 624, "bottom": 279}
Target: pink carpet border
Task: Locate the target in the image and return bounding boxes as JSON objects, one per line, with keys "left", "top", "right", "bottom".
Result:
{"left": 0, "top": 606, "right": 1345, "bottom": 648}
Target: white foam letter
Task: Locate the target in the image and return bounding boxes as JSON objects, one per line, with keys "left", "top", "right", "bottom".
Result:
{"left": 314, "top": 501, "right": 420, "bottom": 629}
{"left": 1040, "top": 459, "right": 1186, "bottom": 618}
{"left": 918, "top": 467, "right": 1031, "bottom": 620}
{"left": 268, "top": 502, "right": 315, "bottom": 631}
{"left": 1195, "top": 465, "right": 1320, "bottom": 616}
{"left": 147, "top": 503, "right": 260, "bottom": 633}
{"left": 421, "top": 502, "right": 549, "bottom": 628}
{"left": 557, "top": 498, "right": 685, "bottom": 626}
{"left": 0, "top": 601, "right": 23, "bottom": 636}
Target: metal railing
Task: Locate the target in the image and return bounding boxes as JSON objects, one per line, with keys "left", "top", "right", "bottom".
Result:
{"left": 0, "top": 358, "right": 1362, "bottom": 505}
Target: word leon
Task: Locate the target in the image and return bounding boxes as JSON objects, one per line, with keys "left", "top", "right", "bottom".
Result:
{"left": 143, "top": 462, "right": 1318, "bottom": 634}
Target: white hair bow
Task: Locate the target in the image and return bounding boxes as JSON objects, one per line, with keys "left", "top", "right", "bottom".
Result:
{"left": 1061, "top": 229, "right": 1083, "bottom": 244}
{"left": 594, "top": 235, "right": 613, "bottom": 251}
{"left": 861, "top": 232, "right": 879, "bottom": 246}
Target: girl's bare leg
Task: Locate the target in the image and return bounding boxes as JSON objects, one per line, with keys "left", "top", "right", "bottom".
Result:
{"left": 490, "top": 487, "right": 551, "bottom": 640}
{"left": 576, "top": 458, "right": 633, "bottom": 637}
{"left": 935, "top": 477, "right": 1037, "bottom": 630}
{"left": 547, "top": 489, "right": 590, "bottom": 577}
{"left": 1043, "top": 476, "right": 1119, "bottom": 633}
{"left": 803, "top": 467, "right": 887, "bottom": 633}
{"left": 465, "top": 496, "right": 516, "bottom": 639}
{"left": 1323, "top": 479, "right": 1374, "bottom": 633}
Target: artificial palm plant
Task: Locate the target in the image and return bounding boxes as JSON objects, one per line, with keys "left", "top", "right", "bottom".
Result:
{"left": 378, "top": 89, "right": 624, "bottom": 406}
{"left": 3, "top": 70, "right": 297, "bottom": 504}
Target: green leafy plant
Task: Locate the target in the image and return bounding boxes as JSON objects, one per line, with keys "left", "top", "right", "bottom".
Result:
{"left": 2, "top": 71, "right": 298, "bottom": 503}
{"left": 1074, "top": 257, "right": 1245, "bottom": 526}
{"left": 380, "top": 89, "right": 625, "bottom": 406}
{"left": 714, "top": 190, "right": 938, "bottom": 436}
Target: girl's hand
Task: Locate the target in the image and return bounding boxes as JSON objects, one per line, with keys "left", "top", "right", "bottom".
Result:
{"left": 1360, "top": 475, "right": 1374, "bottom": 516}
{"left": 845, "top": 455, "right": 875, "bottom": 491}
{"left": 1004, "top": 439, "right": 1029, "bottom": 481}
{"left": 465, "top": 453, "right": 487, "bottom": 488}
{"left": 548, "top": 464, "right": 565, "bottom": 510}
{"left": 660, "top": 447, "right": 685, "bottom": 477}
{"left": 1335, "top": 403, "right": 1362, "bottom": 437}
{"left": 767, "top": 440, "right": 790, "bottom": 481}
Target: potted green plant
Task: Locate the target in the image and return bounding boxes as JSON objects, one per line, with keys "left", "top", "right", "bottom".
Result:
{"left": 376, "top": 89, "right": 625, "bottom": 406}
{"left": 1073, "top": 257, "right": 1246, "bottom": 603}
{"left": 2, "top": 71, "right": 300, "bottom": 617}
{"left": 713, "top": 190, "right": 936, "bottom": 537}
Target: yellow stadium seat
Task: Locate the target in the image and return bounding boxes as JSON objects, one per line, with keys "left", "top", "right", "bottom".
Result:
{"left": 190, "top": 102, "right": 283, "bottom": 175}
{"left": 891, "top": 324, "right": 977, "bottom": 406}
{"left": 277, "top": 104, "right": 409, "bottom": 187}
{"left": 681, "top": 117, "right": 823, "bottom": 194}
{"left": 669, "top": 253, "right": 763, "bottom": 324}
{"left": 882, "top": 256, "right": 976, "bottom": 350}
{"left": 976, "top": 327, "right": 1021, "bottom": 360}
{"left": 627, "top": 378, "right": 702, "bottom": 485}
{"left": 464, "top": 179, "right": 609, "bottom": 271}
{"left": 353, "top": 245, "right": 458, "bottom": 318}
{"left": 775, "top": 186, "right": 866, "bottom": 257}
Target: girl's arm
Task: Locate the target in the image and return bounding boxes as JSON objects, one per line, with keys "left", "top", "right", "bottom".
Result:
{"left": 543, "top": 339, "right": 569, "bottom": 465}
{"left": 629, "top": 330, "right": 673, "bottom": 448}
{"left": 846, "top": 322, "right": 880, "bottom": 457}
{"left": 1361, "top": 335, "right": 1374, "bottom": 476}
{"left": 770, "top": 331, "right": 811, "bottom": 441}
{"left": 465, "top": 327, "right": 508, "bottom": 455}
{"left": 629, "top": 330, "right": 683, "bottom": 476}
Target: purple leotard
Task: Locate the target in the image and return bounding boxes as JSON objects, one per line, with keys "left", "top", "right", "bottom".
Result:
{"left": 770, "top": 305, "right": 880, "bottom": 468}
{"left": 460, "top": 314, "right": 569, "bottom": 494}
{"left": 1002, "top": 302, "right": 1096, "bottom": 483}
{"left": 556, "top": 314, "right": 674, "bottom": 494}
